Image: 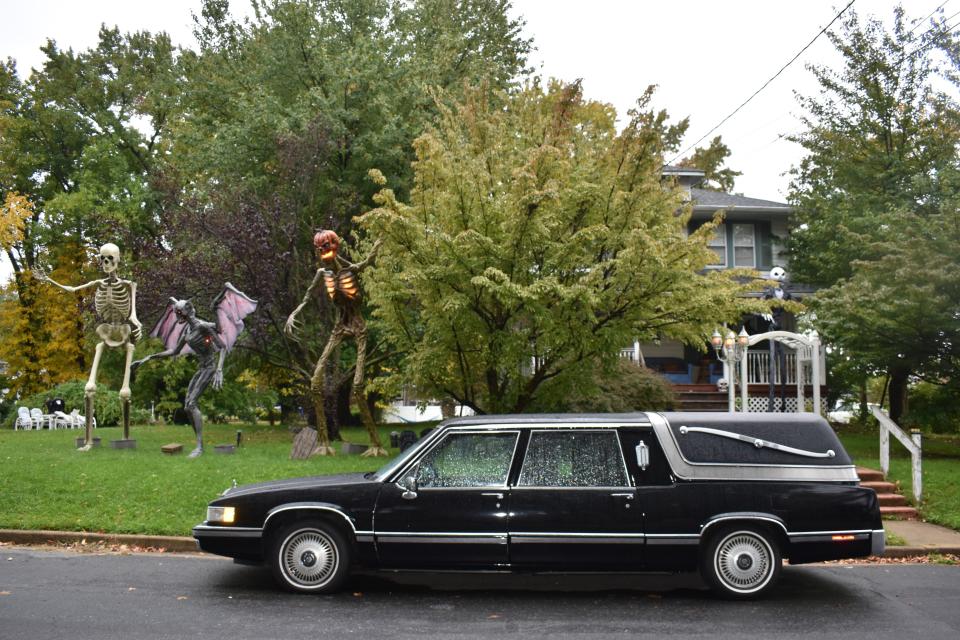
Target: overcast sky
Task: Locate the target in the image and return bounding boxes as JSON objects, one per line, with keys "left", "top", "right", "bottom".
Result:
{"left": 1, "top": 0, "right": 951, "bottom": 282}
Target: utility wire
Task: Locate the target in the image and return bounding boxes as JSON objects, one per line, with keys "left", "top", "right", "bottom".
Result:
{"left": 908, "top": 0, "right": 952, "bottom": 34}
{"left": 668, "top": 0, "right": 856, "bottom": 165}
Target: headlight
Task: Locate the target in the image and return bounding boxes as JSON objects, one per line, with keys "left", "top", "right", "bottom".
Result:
{"left": 206, "top": 506, "right": 236, "bottom": 524}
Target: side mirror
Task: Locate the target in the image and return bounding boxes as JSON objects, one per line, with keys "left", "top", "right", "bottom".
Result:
{"left": 397, "top": 470, "right": 418, "bottom": 500}
{"left": 635, "top": 441, "right": 649, "bottom": 471}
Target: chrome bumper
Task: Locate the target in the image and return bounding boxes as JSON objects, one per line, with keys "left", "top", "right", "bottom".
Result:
{"left": 871, "top": 529, "right": 885, "bottom": 556}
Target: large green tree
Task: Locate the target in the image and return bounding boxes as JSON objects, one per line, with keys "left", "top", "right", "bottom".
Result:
{"left": 787, "top": 6, "right": 960, "bottom": 420}
{"left": 360, "top": 81, "right": 762, "bottom": 414}
{"left": 143, "top": 0, "right": 533, "bottom": 432}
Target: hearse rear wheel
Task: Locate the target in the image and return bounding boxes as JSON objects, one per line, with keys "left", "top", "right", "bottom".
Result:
{"left": 269, "top": 519, "right": 351, "bottom": 594}
{"left": 701, "top": 525, "right": 781, "bottom": 599}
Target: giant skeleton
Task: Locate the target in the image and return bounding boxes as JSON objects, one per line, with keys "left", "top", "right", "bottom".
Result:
{"left": 761, "top": 266, "right": 794, "bottom": 411}
{"left": 285, "top": 230, "right": 386, "bottom": 457}
{"left": 39, "top": 243, "right": 142, "bottom": 449}
{"left": 132, "top": 285, "right": 257, "bottom": 457}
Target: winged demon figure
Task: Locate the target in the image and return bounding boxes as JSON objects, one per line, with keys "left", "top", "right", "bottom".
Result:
{"left": 132, "top": 283, "right": 257, "bottom": 457}
{"left": 285, "top": 230, "right": 386, "bottom": 457}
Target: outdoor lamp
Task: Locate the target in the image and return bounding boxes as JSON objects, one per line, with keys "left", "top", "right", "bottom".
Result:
{"left": 711, "top": 329, "right": 723, "bottom": 351}
{"left": 738, "top": 327, "right": 749, "bottom": 347}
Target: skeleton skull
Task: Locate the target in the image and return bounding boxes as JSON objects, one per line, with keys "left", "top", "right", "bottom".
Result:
{"left": 98, "top": 243, "right": 121, "bottom": 275}
{"left": 769, "top": 266, "right": 787, "bottom": 282}
{"left": 313, "top": 230, "right": 340, "bottom": 263}
{"left": 717, "top": 378, "right": 729, "bottom": 392}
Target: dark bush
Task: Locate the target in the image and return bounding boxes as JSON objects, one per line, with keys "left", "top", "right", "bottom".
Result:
{"left": 541, "top": 360, "right": 676, "bottom": 413}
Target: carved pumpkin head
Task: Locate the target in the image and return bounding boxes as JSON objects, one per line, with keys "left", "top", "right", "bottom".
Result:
{"left": 314, "top": 230, "right": 340, "bottom": 263}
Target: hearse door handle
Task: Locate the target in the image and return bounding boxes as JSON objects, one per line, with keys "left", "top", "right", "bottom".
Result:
{"left": 481, "top": 492, "right": 504, "bottom": 499}
{"left": 610, "top": 493, "right": 635, "bottom": 500}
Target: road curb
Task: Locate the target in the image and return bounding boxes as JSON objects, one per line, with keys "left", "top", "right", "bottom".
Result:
{"left": 1, "top": 528, "right": 958, "bottom": 558}
{"left": 0, "top": 528, "right": 197, "bottom": 553}
{"left": 882, "top": 545, "right": 960, "bottom": 558}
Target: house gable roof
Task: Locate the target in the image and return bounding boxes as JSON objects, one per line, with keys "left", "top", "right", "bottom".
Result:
{"left": 690, "top": 187, "right": 791, "bottom": 216}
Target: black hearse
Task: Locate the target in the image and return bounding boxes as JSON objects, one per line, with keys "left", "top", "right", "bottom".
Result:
{"left": 194, "top": 412, "right": 883, "bottom": 598}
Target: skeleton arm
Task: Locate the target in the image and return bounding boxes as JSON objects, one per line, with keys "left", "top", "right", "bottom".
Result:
{"left": 346, "top": 239, "right": 383, "bottom": 273}
{"left": 33, "top": 267, "right": 103, "bottom": 293}
{"left": 128, "top": 280, "right": 142, "bottom": 341}
{"left": 284, "top": 268, "right": 325, "bottom": 338}
{"left": 131, "top": 332, "right": 188, "bottom": 371}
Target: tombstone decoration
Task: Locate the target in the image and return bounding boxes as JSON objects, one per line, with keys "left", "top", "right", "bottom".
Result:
{"left": 761, "top": 266, "right": 793, "bottom": 411}
{"left": 132, "top": 284, "right": 257, "bottom": 458}
{"left": 37, "top": 243, "right": 142, "bottom": 449}
{"left": 285, "top": 231, "right": 386, "bottom": 458}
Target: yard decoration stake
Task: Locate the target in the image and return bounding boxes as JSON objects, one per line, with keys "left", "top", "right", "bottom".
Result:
{"left": 37, "top": 243, "right": 142, "bottom": 449}
{"left": 131, "top": 284, "right": 257, "bottom": 457}
{"left": 285, "top": 231, "right": 386, "bottom": 458}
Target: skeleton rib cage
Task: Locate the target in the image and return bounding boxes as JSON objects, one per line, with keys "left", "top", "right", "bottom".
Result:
{"left": 95, "top": 279, "right": 133, "bottom": 324}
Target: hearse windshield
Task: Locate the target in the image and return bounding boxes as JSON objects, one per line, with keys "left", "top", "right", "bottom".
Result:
{"left": 370, "top": 430, "right": 436, "bottom": 482}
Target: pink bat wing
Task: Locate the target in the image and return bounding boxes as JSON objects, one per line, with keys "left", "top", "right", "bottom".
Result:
{"left": 150, "top": 300, "right": 193, "bottom": 355}
{"left": 214, "top": 283, "right": 258, "bottom": 353}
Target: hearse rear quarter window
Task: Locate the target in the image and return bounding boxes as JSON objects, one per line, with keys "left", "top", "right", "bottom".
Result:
{"left": 416, "top": 431, "right": 518, "bottom": 488}
{"left": 518, "top": 430, "right": 629, "bottom": 487}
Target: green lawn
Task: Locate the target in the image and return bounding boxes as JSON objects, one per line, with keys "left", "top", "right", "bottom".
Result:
{"left": 835, "top": 428, "right": 960, "bottom": 531}
{"left": 1, "top": 421, "right": 957, "bottom": 537}
{"left": 0, "top": 423, "right": 403, "bottom": 536}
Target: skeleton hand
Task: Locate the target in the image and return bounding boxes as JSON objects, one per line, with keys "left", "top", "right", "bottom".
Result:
{"left": 32, "top": 263, "right": 50, "bottom": 283}
{"left": 131, "top": 319, "right": 143, "bottom": 342}
{"left": 284, "top": 313, "right": 301, "bottom": 340}
{"left": 761, "top": 313, "right": 774, "bottom": 323}
{"left": 213, "top": 369, "right": 224, "bottom": 391}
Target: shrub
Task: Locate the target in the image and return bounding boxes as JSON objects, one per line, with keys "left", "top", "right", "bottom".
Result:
{"left": 536, "top": 360, "right": 676, "bottom": 413}
{"left": 19, "top": 380, "right": 126, "bottom": 427}
{"left": 902, "top": 382, "right": 960, "bottom": 434}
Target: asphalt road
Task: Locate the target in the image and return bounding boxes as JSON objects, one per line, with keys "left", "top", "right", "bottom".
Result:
{"left": 1, "top": 548, "right": 958, "bottom": 640}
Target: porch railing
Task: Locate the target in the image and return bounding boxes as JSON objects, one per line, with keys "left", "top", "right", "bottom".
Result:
{"left": 871, "top": 405, "right": 922, "bottom": 504}
{"left": 745, "top": 348, "right": 826, "bottom": 385}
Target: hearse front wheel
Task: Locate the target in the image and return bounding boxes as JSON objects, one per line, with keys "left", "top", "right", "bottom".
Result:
{"left": 701, "top": 526, "right": 781, "bottom": 599}
{"left": 269, "top": 520, "right": 350, "bottom": 594}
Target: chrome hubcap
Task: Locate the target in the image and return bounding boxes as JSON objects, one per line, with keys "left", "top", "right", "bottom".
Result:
{"left": 281, "top": 530, "right": 337, "bottom": 588}
{"left": 715, "top": 532, "right": 772, "bottom": 592}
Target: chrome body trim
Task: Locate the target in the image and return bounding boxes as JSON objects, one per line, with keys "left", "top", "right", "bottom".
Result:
{"left": 648, "top": 413, "right": 859, "bottom": 482}
{"left": 376, "top": 532, "right": 508, "bottom": 545}
{"left": 263, "top": 503, "right": 357, "bottom": 533}
{"left": 871, "top": 529, "right": 886, "bottom": 556}
{"left": 678, "top": 425, "right": 836, "bottom": 459}
{"left": 193, "top": 524, "right": 264, "bottom": 539}
{"left": 701, "top": 514, "right": 789, "bottom": 537}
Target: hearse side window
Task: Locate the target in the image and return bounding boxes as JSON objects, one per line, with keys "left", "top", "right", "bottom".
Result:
{"left": 517, "top": 430, "right": 629, "bottom": 488}
{"left": 416, "top": 432, "right": 518, "bottom": 488}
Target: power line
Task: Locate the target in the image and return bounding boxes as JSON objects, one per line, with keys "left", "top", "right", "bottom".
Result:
{"left": 908, "top": 0, "right": 952, "bottom": 34}
{"left": 668, "top": 0, "right": 856, "bottom": 165}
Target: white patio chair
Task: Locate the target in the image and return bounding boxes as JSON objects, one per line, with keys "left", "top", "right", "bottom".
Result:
{"left": 14, "top": 407, "right": 33, "bottom": 430}
{"left": 30, "top": 407, "right": 51, "bottom": 430}
{"left": 52, "top": 411, "right": 74, "bottom": 429}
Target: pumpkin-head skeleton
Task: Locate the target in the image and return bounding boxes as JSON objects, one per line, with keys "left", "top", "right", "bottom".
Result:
{"left": 314, "top": 230, "right": 340, "bottom": 264}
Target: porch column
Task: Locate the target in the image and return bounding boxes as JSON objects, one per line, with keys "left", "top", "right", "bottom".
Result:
{"left": 811, "top": 335, "right": 821, "bottom": 416}
{"left": 740, "top": 349, "right": 749, "bottom": 413}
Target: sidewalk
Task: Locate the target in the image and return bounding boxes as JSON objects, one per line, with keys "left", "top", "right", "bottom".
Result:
{"left": 883, "top": 520, "right": 960, "bottom": 558}
{"left": 2, "top": 522, "right": 959, "bottom": 558}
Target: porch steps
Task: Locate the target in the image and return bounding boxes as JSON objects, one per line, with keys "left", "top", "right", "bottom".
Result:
{"left": 857, "top": 467, "right": 919, "bottom": 520}
{"left": 672, "top": 384, "right": 729, "bottom": 412}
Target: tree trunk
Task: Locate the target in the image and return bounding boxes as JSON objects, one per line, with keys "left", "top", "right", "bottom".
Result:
{"left": 858, "top": 377, "right": 868, "bottom": 422}
{"left": 887, "top": 365, "right": 910, "bottom": 423}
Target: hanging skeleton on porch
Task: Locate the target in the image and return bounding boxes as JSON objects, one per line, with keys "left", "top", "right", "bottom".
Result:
{"left": 38, "top": 243, "right": 142, "bottom": 449}
{"left": 761, "top": 266, "right": 793, "bottom": 411}
{"left": 285, "top": 230, "right": 386, "bottom": 457}
{"left": 131, "top": 284, "right": 257, "bottom": 457}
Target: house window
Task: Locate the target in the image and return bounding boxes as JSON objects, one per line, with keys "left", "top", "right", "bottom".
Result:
{"left": 707, "top": 223, "right": 726, "bottom": 266}
{"left": 733, "top": 223, "right": 756, "bottom": 267}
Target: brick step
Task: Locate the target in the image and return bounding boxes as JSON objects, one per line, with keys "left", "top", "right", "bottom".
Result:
{"left": 876, "top": 493, "right": 909, "bottom": 507}
{"left": 861, "top": 480, "right": 897, "bottom": 493}
{"left": 672, "top": 384, "right": 719, "bottom": 392}
{"left": 675, "top": 392, "right": 728, "bottom": 400}
{"left": 856, "top": 467, "right": 885, "bottom": 482}
{"left": 676, "top": 401, "right": 729, "bottom": 411}
{"left": 881, "top": 506, "right": 920, "bottom": 520}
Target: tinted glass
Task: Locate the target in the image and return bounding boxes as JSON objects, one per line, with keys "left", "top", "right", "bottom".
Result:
{"left": 416, "top": 432, "right": 518, "bottom": 488}
{"left": 518, "top": 430, "right": 628, "bottom": 487}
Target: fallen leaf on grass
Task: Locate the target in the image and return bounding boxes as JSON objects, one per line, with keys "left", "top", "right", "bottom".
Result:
{"left": 128, "top": 587, "right": 136, "bottom": 591}
{"left": 176, "top": 596, "right": 188, "bottom": 601}
{"left": 0, "top": 591, "right": 11, "bottom": 596}
{"left": 487, "top": 614, "right": 500, "bottom": 619}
